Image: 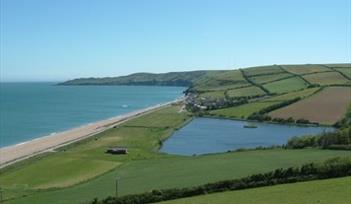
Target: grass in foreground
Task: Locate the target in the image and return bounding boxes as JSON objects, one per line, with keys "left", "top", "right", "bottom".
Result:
{"left": 4, "top": 149, "right": 351, "bottom": 204}
{"left": 0, "top": 105, "right": 190, "bottom": 200}
{"left": 158, "top": 176, "right": 351, "bottom": 204}
{"left": 2, "top": 103, "right": 351, "bottom": 204}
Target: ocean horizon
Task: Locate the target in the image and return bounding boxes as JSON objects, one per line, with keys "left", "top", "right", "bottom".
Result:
{"left": 0, "top": 82, "right": 185, "bottom": 147}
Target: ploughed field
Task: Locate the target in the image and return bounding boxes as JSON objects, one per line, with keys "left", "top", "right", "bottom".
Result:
{"left": 269, "top": 87, "right": 351, "bottom": 124}
{"left": 1, "top": 63, "right": 351, "bottom": 204}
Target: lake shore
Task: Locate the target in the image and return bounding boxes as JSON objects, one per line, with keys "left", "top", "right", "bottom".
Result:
{"left": 0, "top": 99, "right": 183, "bottom": 168}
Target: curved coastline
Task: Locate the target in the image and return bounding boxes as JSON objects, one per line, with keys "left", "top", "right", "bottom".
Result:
{"left": 0, "top": 98, "right": 183, "bottom": 169}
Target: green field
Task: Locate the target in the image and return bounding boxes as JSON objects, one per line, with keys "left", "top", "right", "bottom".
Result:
{"left": 199, "top": 90, "right": 226, "bottom": 99}
{"left": 226, "top": 86, "right": 265, "bottom": 97}
{"left": 192, "top": 70, "right": 249, "bottom": 91}
{"left": 243, "top": 65, "right": 284, "bottom": 76}
{"left": 2, "top": 104, "right": 350, "bottom": 204}
{"left": 0, "top": 105, "right": 190, "bottom": 202}
{"left": 263, "top": 87, "right": 320, "bottom": 102}
{"left": 335, "top": 68, "right": 351, "bottom": 78}
{"left": 263, "top": 77, "right": 309, "bottom": 94}
{"left": 326, "top": 63, "right": 351, "bottom": 68}
{"left": 4, "top": 149, "right": 350, "bottom": 204}
{"left": 249, "top": 72, "right": 293, "bottom": 84}
{"left": 158, "top": 176, "right": 351, "bottom": 204}
{"left": 302, "top": 72, "right": 350, "bottom": 85}
{"left": 282, "top": 64, "right": 331, "bottom": 75}
{"left": 3, "top": 63, "right": 351, "bottom": 204}
{"left": 209, "top": 101, "right": 279, "bottom": 118}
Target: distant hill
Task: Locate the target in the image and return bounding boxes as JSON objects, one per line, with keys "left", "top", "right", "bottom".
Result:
{"left": 59, "top": 63, "right": 351, "bottom": 93}
{"left": 59, "top": 71, "right": 225, "bottom": 87}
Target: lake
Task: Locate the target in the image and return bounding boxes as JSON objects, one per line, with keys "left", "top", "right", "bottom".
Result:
{"left": 0, "top": 83, "right": 185, "bottom": 147}
{"left": 160, "top": 117, "right": 333, "bottom": 156}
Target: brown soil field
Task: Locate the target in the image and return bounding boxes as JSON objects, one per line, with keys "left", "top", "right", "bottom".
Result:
{"left": 302, "top": 72, "right": 350, "bottom": 85}
{"left": 269, "top": 87, "right": 351, "bottom": 125}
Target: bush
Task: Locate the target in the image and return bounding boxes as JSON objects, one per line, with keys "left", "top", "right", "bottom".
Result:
{"left": 286, "top": 127, "right": 351, "bottom": 149}
{"left": 296, "top": 119, "right": 310, "bottom": 124}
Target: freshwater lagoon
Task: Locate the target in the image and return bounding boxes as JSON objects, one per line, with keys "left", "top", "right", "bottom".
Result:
{"left": 160, "top": 117, "right": 333, "bottom": 156}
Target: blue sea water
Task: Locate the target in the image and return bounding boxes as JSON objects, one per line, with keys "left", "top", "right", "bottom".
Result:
{"left": 0, "top": 82, "right": 185, "bottom": 147}
{"left": 161, "top": 117, "right": 333, "bottom": 155}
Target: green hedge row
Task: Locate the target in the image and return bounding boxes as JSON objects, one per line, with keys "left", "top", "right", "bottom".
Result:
{"left": 91, "top": 157, "right": 351, "bottom": 204}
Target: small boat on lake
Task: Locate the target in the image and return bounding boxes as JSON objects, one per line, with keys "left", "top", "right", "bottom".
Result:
{"left": 243, "top": 124, "right": 258, "bottom": 128}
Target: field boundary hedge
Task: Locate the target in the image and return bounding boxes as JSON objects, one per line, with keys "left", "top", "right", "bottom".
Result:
{"left": 279, "top": 65, "right": 312, "bottom": 86}
{"left": 320, "top": 65, "right": 351, "bottom": 81}
{"left": 239, "top": 69, "right": 271, "bottom": 94}
{"left": 91, "top": 157, "right": 351, "bottom": 204}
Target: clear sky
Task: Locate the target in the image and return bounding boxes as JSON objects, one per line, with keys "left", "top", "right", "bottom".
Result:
{"left": 1, "top": 0, "right": 350, "bottom": 82}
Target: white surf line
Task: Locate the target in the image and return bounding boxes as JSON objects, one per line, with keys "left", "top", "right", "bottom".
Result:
{"left": 0, "top": 98, "right": 184, "bottom": 169}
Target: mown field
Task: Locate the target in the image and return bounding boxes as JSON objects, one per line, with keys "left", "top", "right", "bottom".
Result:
{"left": 158, "top": 176, "right": 351, "bottom": 204}
{"left": 2, "top": 63, "right": 351, "bottom": 204}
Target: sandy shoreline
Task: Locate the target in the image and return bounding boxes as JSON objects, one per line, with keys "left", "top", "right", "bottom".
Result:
{"left": 0, "top": 99, "right": 182, "bottom": 168}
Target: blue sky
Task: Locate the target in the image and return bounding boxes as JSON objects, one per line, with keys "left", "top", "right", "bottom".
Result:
{"left": 1, "top": 0, "right": 350, "bottom": 82}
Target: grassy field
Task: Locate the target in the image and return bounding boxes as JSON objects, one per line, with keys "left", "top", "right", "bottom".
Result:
{"left": 209, "top": 101, "right": 279, "bottom": 118}
{"left": 249, "top": 72, "right": 293, "bottom": 84}
{"left": 326, "top": 63, "right": 351, "bottom": 68}
{"left": 226, "top": 86, "right": 265, "bottom": 97}
{"left": 243, "top": 65, "right": 285, "bottom": 76}
{"left": 0, "top": 105, "right": 190, "bottom": 201}
{"left": 199, "top": 90, "right": 225, "bottom": 99}
{"left": 192, "top": 70, "right": 249, "bottom": 91}
{"left": 158, "top": 176, "right": 351, "bottom": 204}
{"left": 3, "top": 63, "right": 351, "bottom": 204}
{"left": 2, "top": 104, "right": 350, "bottom": 204}
{"left": 335, "top": 67, "right": 351, "bottom": 78}
{"left": 263, "top": 77, "right": 309, "bottom": 94}
{"left": 4, "top": 149, "right": 351, "bottom": 204}
{"left": 302, "top": 72, "right": 350, "bottom": 85}
{"left": 282, "top": 64, "right": 331, "bottom": 75}
{"left": 269, "top": 87, "right": 351, "bottom": 124}
{"left": 263, "top": 87, "right": 320, "bottom": 102}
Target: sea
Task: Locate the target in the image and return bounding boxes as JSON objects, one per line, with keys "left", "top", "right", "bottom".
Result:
{"left": 0, "top": 82, "right": 185, "bottom": 147}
